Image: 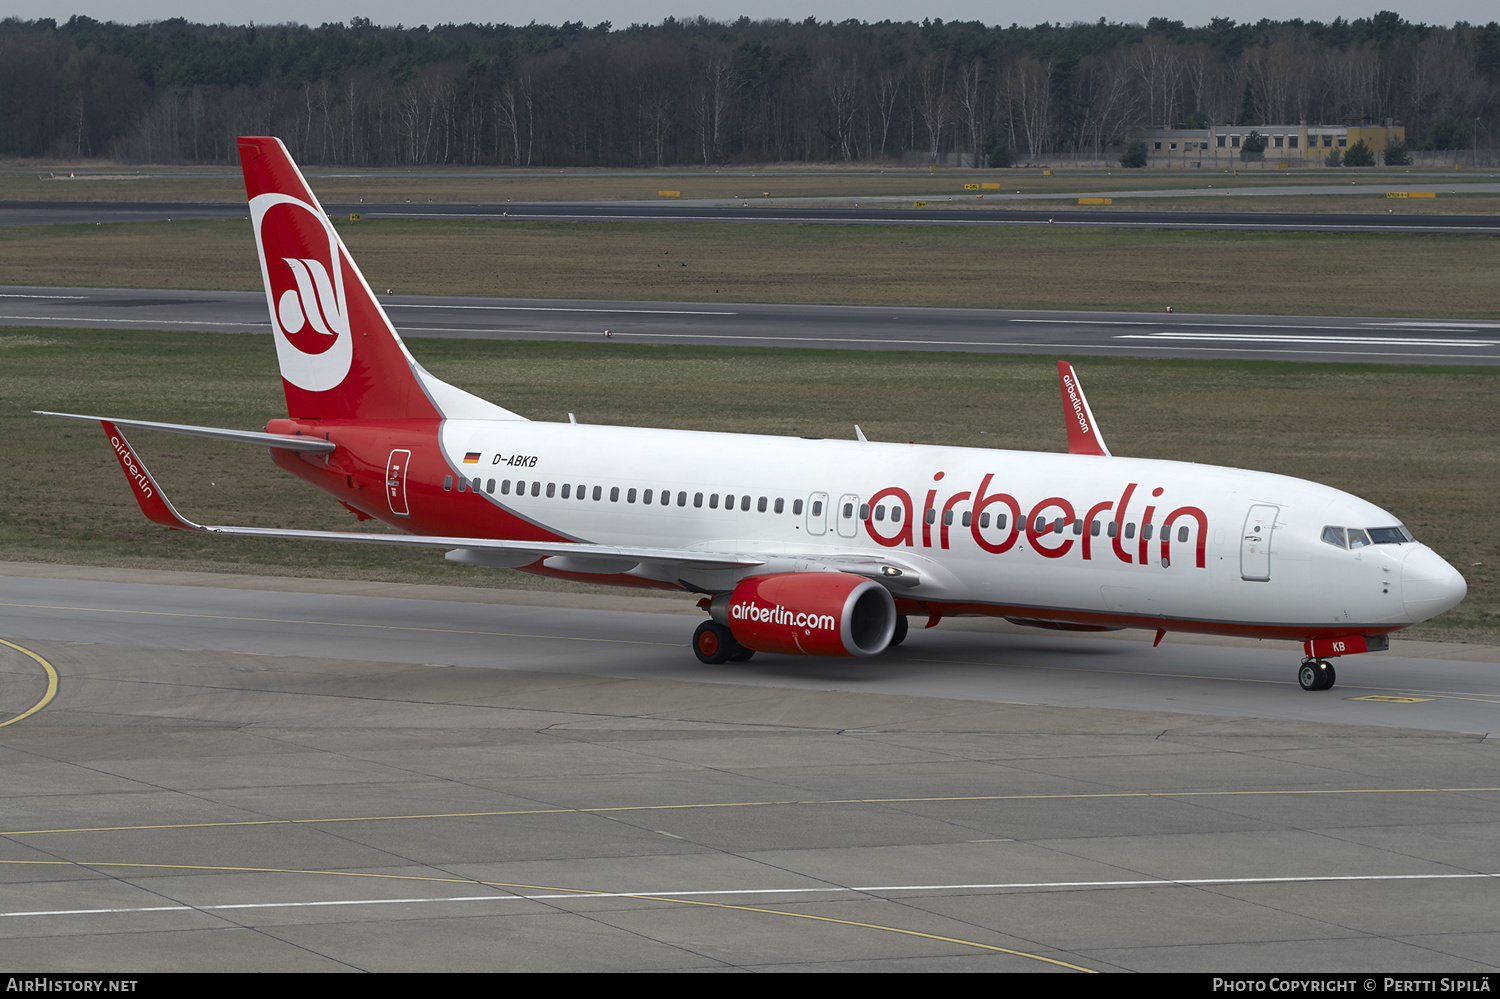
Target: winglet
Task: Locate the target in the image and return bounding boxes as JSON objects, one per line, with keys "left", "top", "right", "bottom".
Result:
{"left": 1057, "top": 361, "right": 1111, "bottom": 457}
{"left": 99, "top": 421, "right": 204, "bottom": 531}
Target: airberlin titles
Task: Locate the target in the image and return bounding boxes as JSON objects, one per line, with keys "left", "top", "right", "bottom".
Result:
{"left": 1061, "top": 371, "right": 1093, "bottom": 438}
{"left": 866, "top": 471, "right": 1209, "bottom": 569}
{"left": 729, "top": 599, "right": 837, "bottom": 633}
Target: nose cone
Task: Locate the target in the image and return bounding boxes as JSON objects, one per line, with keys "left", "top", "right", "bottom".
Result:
{"left": 1402, "top": 546, "right": 1467, "bottom": 623}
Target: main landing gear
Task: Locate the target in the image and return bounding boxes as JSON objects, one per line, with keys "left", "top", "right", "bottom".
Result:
{"left": 693, "top": 620, "right": 755, "bottom": 665}
{"left": 1298, "top": 658, "right": 1337, "bottom": 692}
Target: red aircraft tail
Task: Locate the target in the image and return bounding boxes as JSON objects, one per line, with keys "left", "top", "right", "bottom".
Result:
{"left": 239, "top": 136, "right": 440, "bottom": 422}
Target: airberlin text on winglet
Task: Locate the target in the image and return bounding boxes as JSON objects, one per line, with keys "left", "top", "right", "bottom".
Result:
{"left": 1063, "top": 372, "right": 1091, "bottom": 437}
{"left": 108, "top": 433, "right": 154, "bottom": 502}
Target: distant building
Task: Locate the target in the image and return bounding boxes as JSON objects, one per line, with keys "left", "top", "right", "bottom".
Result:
{"left": 1133, "top": 120, "right": 1406, "bottom": 166}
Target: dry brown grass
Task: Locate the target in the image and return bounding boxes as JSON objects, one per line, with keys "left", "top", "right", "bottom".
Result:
{"left": 4, "top": 217, "right": 1498, "bottom": 318}
{"left": 2, "top": 331, "right": 1495, "bottom": 640}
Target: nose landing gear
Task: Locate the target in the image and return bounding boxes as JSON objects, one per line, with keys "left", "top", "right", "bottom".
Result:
{"left": 1298, "top": 658, "right": 1337, "bottom": 691}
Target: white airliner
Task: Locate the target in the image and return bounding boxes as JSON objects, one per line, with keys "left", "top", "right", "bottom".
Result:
{"left": 41, "top": 136, "right": 1466, "bottom": 692}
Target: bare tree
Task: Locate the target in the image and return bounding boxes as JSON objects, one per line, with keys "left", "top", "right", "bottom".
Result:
{"left": 916, "top": 54, "right": 952, "bottom": 163}
{"left": 956, "top": 59, "right": 985, "bottom": 163}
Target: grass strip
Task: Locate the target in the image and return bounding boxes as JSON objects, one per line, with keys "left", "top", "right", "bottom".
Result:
{"left": 3, "top": 218, "right": 1498, "bottom": 317}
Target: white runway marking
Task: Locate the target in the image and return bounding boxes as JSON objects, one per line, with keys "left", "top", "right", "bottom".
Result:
{"left": 0, "top": 315, "right": 269, "bottom": 328}
{"left": 1116, "top": 332, "right": 1499, "bottom": 347}
{"left": 1364, "top": 320, "right": 1500, "bottom": 329}
{"left": 7, "top": 872, "right": 1496, "bottom": 920}
{"left": 385, "top": 303, "right": 735, "bottom": 316}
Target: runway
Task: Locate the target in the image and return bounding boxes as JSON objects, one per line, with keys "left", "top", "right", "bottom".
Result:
{"left": 1, "top": 565, "right": 1496, "bottom": 971}
{"left": 6, "top": 285, "right": 1499, "bottom": 365}
{"left": 6, "top": 198, "right": 1500, "bottom": 234}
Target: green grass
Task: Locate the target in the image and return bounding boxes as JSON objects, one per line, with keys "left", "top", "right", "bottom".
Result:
{"left": 2, "top": 328, "right": 1495, "bottom": 641}
{"left": 4, "top": 217, "right": 1499, "bottom": 317}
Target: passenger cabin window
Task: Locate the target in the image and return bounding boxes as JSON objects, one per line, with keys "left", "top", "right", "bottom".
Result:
{"left": 793, "top": 499, "right": 804, "bottom": 515}
{"left": 443, "top": 475, "right": 453, "bottom": 491}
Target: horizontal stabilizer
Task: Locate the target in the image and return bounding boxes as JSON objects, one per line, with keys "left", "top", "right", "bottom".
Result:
{"left": 39, "top": 411, "right": 335, "bottom": 453}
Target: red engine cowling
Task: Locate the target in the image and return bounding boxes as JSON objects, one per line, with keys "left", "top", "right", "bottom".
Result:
{"left": 710, "top": 572, "right": 897, "bottom": 657}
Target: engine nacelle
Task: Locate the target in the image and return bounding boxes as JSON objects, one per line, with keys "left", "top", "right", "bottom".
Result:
{"left": 710, "top": 572, "right": 897, "bottom": 657}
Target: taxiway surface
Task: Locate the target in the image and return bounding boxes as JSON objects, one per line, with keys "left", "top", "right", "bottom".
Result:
{"left": 5, "top": 285, "right": 1498, "bottom": 365}
{"left": 1, "top": 566, "right": 1495, "bottom": 972}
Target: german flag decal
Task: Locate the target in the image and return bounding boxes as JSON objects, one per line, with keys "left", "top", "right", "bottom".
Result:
{"left": 463, "top": 452, "right": 481, "bottom": 464}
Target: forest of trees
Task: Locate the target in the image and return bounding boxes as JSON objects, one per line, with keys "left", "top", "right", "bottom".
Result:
{"left": 1, "top": 12, "right": 1497, "bottom": 166}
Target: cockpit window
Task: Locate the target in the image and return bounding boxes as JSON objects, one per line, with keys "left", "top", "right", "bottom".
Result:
{"left": 1324, "top": 524, "right": 1415, "bottom": 549}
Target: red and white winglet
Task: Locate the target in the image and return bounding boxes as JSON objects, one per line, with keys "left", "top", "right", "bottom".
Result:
{"left": 1056, "top": 360, "right": 1111, "bottom": 457}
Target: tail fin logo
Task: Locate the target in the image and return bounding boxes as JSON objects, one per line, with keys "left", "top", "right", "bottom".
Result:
{"left": 276, "top": 257, "right": 346, "bottom": 350}
{"left": 249, "top": 192, "right": 354, "bottom": 392}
